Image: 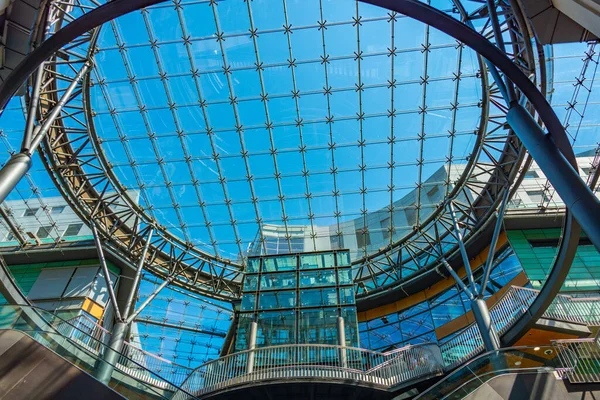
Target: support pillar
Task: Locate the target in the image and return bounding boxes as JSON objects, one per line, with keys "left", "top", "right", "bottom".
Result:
{"left": 507, "top": 103, "right": 600, "bottom": 252}
{"left": 94, "top": 321, "right": 127, "bottom": 385}
{"left": 471, "top": 298, "right": 501, "bottom": 351}
{"left": 337, "top": 316, "right": 347, "bottom": 368}
{"left": 246, "top": 320, "right": 258, "bottom": 374}
{"left": 0, "top": 153, "right": 32, "bottom": 204}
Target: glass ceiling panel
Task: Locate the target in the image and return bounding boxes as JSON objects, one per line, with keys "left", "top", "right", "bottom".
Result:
{"left": 88, "top": 0, "right": 484, "bottom": 262}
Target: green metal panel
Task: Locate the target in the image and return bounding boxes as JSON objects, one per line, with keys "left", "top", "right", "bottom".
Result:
{"left": 507, "top": 229, "right": 600, "bottom": 292}
{"left": 0, "top": 258, "right": 121, "bottom": 304}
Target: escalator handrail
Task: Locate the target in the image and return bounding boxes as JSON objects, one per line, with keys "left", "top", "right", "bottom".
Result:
{"left": 415, "top": 345, "right": 556, "bottom": 399}
{"left": 442, "top": 368, "right": 555, "bottom": 400}
{"left": 1, "top": 303, "right": 199, "bottom": 399}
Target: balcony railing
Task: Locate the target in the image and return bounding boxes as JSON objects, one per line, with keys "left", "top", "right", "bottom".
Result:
{"left": 172, "top": 343, "right": 444, "bottom": 398}
{"left": 54, "top": 313, "right": 193, "bottom": 388}
{"left": 440, "top": 286, "right": 600, "bottom": 368}
{"left": 43, "top": 286, "right": 600, "bottom": 397}
{"left": 552, "top": 337, "right": 600, "bottom": 383}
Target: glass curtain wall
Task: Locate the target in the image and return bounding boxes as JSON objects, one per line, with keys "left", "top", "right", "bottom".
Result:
{"left": 359, "top": 247, "right": 524, "bottom": 352}
{"left": 236, "top": 250, "right": 358, "bottom": 351}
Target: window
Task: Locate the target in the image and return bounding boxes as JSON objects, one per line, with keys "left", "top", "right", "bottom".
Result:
{"left": 290, "top": 237, "right": 304, "bottom": 252}
{"left": 64, "top": 223, "right": 83, "bottom": 237}
{"left": 36, "top": 226, "right": 52, "bottom": 239}
{"left": 381, "top": 218, "right": 391, "bottom": 241}
{"left": 23, "top": 208, "right": 38, "bottom": 217}
{"left": 51, "top": 206, "right": 66, "bottom": 215}
{"left": 5, "top": 233, "right": 15, "bottom": 241}
{"left": 524, "top": 170, "right": 539, "bottom": 178}
{"left": 330, "top": 233, "right": 344, "bottom": 249}
{"left": 405, "top": 206, "right": 417, "bottom": 225}
{"left": 356, "top": 229, "right": 371, "bottom": 248}
{"left": 526, "top": 190, "right": 549, "bottom": 204}
{"left": 510, "top": 198, "right": 523, "bottom": 207}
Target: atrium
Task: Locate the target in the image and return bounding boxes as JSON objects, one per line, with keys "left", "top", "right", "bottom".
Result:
{"left": 0, "top": 0, "right": 599, "bottom": 398}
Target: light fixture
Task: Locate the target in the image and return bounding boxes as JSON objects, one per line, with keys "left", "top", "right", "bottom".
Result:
{"left": 534, "top": 346, "right": 540, "bottom": 351}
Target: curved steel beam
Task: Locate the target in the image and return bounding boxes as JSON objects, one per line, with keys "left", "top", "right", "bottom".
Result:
{"left": 360, "top": 0, "right": 575, "bottom": 164}
{"left": 360, "top": 0, "right": 582, "bottom": 345}
{"left": 0, "top": 0, "right": 166, "bottom": 113}
{"left": 0, "top": 0, "right": 582, "bottom": 315}
{"left": 7, "top": 0, "right": 524, "bottom": 299}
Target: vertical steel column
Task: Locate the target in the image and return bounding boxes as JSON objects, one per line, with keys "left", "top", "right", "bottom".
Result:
{"left": 507, "top": 103, "right": 600, "bottom": 252}
{"left": 94, "top": 321, "right": 127, "bottom": 384}
{"left": 22, "top": 64, "right": 45, "bottom": 153}
{"left": 93, "top": 226, "right": 156, "bottom": 383}
{"left": 442, "top": 258, "right": 500, "bottom": 351}
{"left": 337, "top": 316, "right": 347, "bottom": 368}
{"left": 471, "top": 298, "right": 501, "bottom": 351}
{"left": 441, "top": 259, "right": 474, "bottom": 300}
{"left": 449, "top": 203, "right": 477, "bottom": 292}
{"left": 91, "top": 221, "right": 126, "bottom": 384}
{"left": 246, "top": 320, "right": 258, "bottom": 374}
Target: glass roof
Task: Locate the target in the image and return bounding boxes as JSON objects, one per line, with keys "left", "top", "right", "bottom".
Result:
{"left": 88, "top": 0, "right": 483, "bottom": 263}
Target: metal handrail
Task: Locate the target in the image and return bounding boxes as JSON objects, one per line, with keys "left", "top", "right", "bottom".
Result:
{"left": 552, "top": 336, "right": 600, "bottom": 383}
{"left": 173, "top": 342, "right": 444, "bottom": 398}
{"left": 170, "top": 285, "right": 600, "bottom": 397}
{"left": 0, "top": 304, "right": 198, "bottom": 398}
{"left": 415, "top": 345, "right": 559, "bottom": 399}
{"left": 55, "top": 312, "right": 194, "bottom": 386}
{"left": 440, "top": 285, "right": 600, "bottom": 368}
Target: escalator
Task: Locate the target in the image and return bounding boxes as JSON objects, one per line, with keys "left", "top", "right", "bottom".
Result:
{"left": 0, "top": 304, "right": 198, "bottom": 400}
{"left": 415, "top": 346, "right": 563, "bottom": 399}
{"left": 0, "top": 329, "right": 123, "bottom": 400}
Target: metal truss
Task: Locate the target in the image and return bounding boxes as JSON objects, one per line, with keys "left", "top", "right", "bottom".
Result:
{"left": 16, "top": 0, "right": 243, "bottom": 301}
{"left": 352, "top": 0, "right": 532, "bottom": 296}
{"left": 4, "top": 0, "right": 587, "bottom": 303}
{"left": 0, "top": 0, "right": 534, "bottom": 301}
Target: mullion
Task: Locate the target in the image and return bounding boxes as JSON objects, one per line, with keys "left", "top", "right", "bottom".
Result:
{"left": 175, "top": 3, "right": 245, "bottom": 257}
{"left": 245, "top": 0, "right": 293, "bottom": 252}
{"left": 143, "top": 7, "right": 221, "bottom": 256}
{"left": 281, "top": 0, "right": 318, "bottom": 250}
{"left": 210, "top": 1, "right": 265, "bottom": 255}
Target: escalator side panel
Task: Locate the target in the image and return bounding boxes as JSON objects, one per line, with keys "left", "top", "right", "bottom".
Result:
{"left": 0, "top": 329, "right": 124, "bottom": 400}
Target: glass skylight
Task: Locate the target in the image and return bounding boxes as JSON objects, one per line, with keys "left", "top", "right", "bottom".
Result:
{"left": 89, "top": 0, "right": 483, "bottom": 263}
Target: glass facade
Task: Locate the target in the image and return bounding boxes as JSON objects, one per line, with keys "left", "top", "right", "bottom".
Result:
{"left": 359, "top": 247, "right": 524, "bottom": 351}
{"left": 132, "top": 273, "right": 233, "bottom": 369}
{"left": 235, "top": 250, "right": 358, "bottom": 351}
{"left": 2, "top": 5, "right": 600, "bottom": 395}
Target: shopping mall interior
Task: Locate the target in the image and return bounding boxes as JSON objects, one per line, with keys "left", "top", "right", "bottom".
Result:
{"left": 0, "top": 0, "right": 599, "bottom": 398}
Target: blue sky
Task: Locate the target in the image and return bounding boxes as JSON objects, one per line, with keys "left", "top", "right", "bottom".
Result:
{"left": 88, "top": 0, "right": 484, "bottom": 260}
{"left": 1, "top": 0, "right": 599, "bottom": 265}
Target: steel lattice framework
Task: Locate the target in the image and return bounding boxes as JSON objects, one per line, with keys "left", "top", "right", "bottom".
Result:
{"left": 21, "top": 0, "right": 541, "bottom": 300}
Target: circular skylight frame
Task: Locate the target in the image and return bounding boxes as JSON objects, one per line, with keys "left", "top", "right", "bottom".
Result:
{"left": 35, "top": 0, "right": 535, "bottom": 300}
